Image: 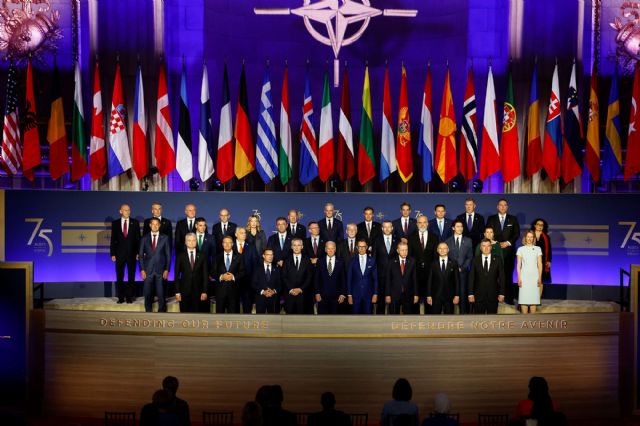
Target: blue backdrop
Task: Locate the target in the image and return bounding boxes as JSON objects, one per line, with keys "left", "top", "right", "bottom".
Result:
{"left": 3, "top": 190, "right": 640, "bottom": 286}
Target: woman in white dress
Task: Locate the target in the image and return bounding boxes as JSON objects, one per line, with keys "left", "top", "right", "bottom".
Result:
{"left": 516, "top": 230, "right": 543, "bottom": 314}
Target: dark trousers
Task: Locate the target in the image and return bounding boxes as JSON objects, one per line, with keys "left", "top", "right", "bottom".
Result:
{"left": 317, "top": 296, "right": 339, "bottom": 314}
{"left": 375, "top": 274, "right": 386, "bottom": 315}
{"left": 216, "top": 284, "right": 239, "bottom": 313}
{"left": 179, "top": 294, "right": 201, "bottom": 313}
{"left": 143, "top": 273, "right": 165, "bottom": 312}
{"left": 388, "top": 298, "right": 414, "bottom": 315}
{"left": 473, "top": 301, "right": 498, "bottom": 314}
{"left": 285, "top": 293, "right": 304, "bottom": 314}
{"left": 255, "top": 294, "right": 279, "bottom": 314}
{"left": 458, "top": 271, "right": 468, "bottom": 314}
{"left": 352, "top": 297, "right": 373, "bottom": 314}
{"left": 240, "top": 281, "right": 254, "bottom": 314}
{"left": 115, "top": 256, "right": 136, "bottom": 301}
{"left": 430, "top": 299, "right": 454, "bottom": 314}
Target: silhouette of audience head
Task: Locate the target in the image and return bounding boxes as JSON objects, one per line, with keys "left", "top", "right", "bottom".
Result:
{"left": 392, "top": 378, "right": 413, "bottom": 402}
{"left": 433, "top": 393, "right": 451, "bottom": 414}
{"left": 255, "top": 385, "right": 272, "bottom": 408}
{"left": 152, "top": 389, "right": 173, "bottom": 411}
{"left": 271, "top": 385, "right": 285, "bottom": 407}
{"left": 242, "top": 401, "right": 262, "bottom": 426}
{"left": 162, "top": 375, "right": 179, "bottom": 398}
{"left": 320, "top": 392, "right": 337, "bottom": 410}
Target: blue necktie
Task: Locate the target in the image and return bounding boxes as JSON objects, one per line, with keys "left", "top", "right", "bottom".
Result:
{"left": 280, "top": 235, "right": 284, "bottom": 250}
{"left": 467, "top": 214, "right": 472, "bottom": 230}
{"left": 225, "top": 253, "right": 231, "bottom": 271}
{"left": 500, "top": 216, "right": 505, "bottom": 231}
{"left": 438, "top": 220, "right": 443, "bottom": 235}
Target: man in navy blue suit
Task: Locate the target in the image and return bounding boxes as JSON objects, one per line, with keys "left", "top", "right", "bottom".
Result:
{"left": 318, "top": 202, "right": 344, "bottom": 243}
{"left": 428, "top": 204, "right": 453, "bottom": 242}
{"left": 392, "top": 202, "right": 417, "bottom": 240}
{"left": 287, "top": 209, "right": 307, "bottom": 240}
{"left": 234, "top": 227, "right": 258, "bottom": 314}
{"left": 456, "top": 197, "right": 485, "bottom": 250}
{"left": 314, "top": 241, "right": 346, "bottom": 314}
{"left": 139, "top": 217, "right": 172, "bottom": 312}
{"left": 445, "top": 219, "right": 473, "bottom": 313}
{"left": 194, "top": 217, "right": 216, "bottom": 268}
{"left": 252, "top": 248, "right": 281, "bottom": 314}
{"left": 347, "top": 239, "right": 378, "bottom": 314}
{"left": 373, "top": 220, "right": 397, "bottom": 314}
{"left": 267, "top": 217, "right": 292, "bottom": 268}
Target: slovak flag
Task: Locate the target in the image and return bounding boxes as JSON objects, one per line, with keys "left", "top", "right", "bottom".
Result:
{"left": 542, "top": 64, "right": 562, "bottom": 182}
{"left": 107, "top": 63, "right": 132, "bottom": 178}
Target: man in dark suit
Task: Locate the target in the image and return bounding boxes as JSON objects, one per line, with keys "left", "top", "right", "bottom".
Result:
{"left": 347, "top": 239, "right": 378, "bottom": 314}
{"left": 234, "top": 227, "right": 258, "bottom": 314}
{"left": 139, "top": 217, "right": 172, "bottom": 312}
{"left": 427, "top": 242, "right": 460, "bottom": 314}
{"left": 336, "top": 223, "right": 358, "bottom": 314}
{"left": 373, "top": 220, "right": 397, "bottom": 314}
{"left": 174, "top": 203, "right": 199, "bottom": 254}
{"left": 468, "top": 239, "right": 506, "bottom": 314}
{"left": 408, "top": 214, "right": 439, "bottom": 314}
{"left": 445, "top": 219, "right": 473, "bottom": 314}
{"left": 174, "top": 233, "right": 209, "bottom": 313}
{"left": 213, "top": 236, "right": 245, "bottom": 313}
{"left": 456, "top": 197, "right": 485, "bottom": 250}
{"left": 385, "top": 241, "right": 418, "bottom": 315}
{"left": 356, "top": 206, "right": 381, "bottom": 247}
{"left": 287, "top": 209, "right": 306, "bottom": 240}
{"left": 314, "top": 241, "right": 346, "bottom": 314}
{"left": 267, "top": 217, "right": 292, "bottom": 267}
{"left": 282, "top": 238, "right": 313, "bottom": 314}
{"left": 308, "top": 392, "right": 351, "bottom": 426}
{"left": 485, "top": 198, "right": 520, "bottom": 304}
{"left": 304, "top": 221, "right": 325, "bottom": 264}
{"left": 252, "top": 248, "right": 281, "bottom": 314}
{"left": 143, "top": 202, "right": 172, "bottom": 240}
{"left": 428, "top": 204, "right": 453, "bottom": 242}
{"left": 194, "top": 217, "right": 216, "bottom": 269}
{"left": 212, "top": 208, "right": 237, "bottom": 252}
{"left": 318, "top": 202, "right": 344, "bottom": 243}
{"left": 110, "top": 204, "right": 141, "bottom": 304}
{"left": 392, "top": 202, "right": 417, "bottom": 240}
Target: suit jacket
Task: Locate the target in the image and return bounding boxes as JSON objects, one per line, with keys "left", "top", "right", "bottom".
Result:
{"left": 213, "top": 250, "right": 246, "bottom": 285}
{"left": 234, "top": 241, "right": 258, "bottom": 280}
{"left": 347, "top": 255, "right": 378, "bottom": 299}
{"left": 174, "top": 250, "right": 209, "bottom": 296}
{"left": 486, "top": 214, "right": 520, "bottom": 250}
{"left": 318, "top": 217, "right": 344, "bottom": 242}
{"left": 337, "top": 238, "right": 358, "bottom": 268}
{"left": 110, "top": 218, "right": 141, "bottom": 259}
{"left": 408, "top": 230, "right": 439, "bottom": 271}
{"left": 456, "top": 211, "right": 486, "bottom": 248}
{"left": 266, "top": 232, "right": 293, "bottom": 264}
{"left": 282, "top": 255, "right": 313, "bottom": 293}
{"left": 468, "top": 254, "right": 505, "bottom": 304}
{"left": 139, "top": 233, "right": 172, "bottom": 275}
{"left": 356, "top": 221, "right": 382, "bottom": 246}
{"left": 314, "top": 255, "right": 346, "bottom": 298}
{"left": 385, "top": 256, "right": 417, "bottom": 301}
{"left": 252, "top": 263, "right": 281, "bottom": 294}
{"left": 174, "top": 217, "right": 200, "bottom": 254}
{"left": 304, "top": 236, "right": 326, "bottom": 260}
{"left": 428, "top": 218, "right": 454, "bottom": 242}
{"left": 445, "top": 235, "right": 473, "bottom": 271}
{"left": 212, "top": 221, "right": 238, "bottom": 251}
{"left": 287, "top": 222, "right": 307, "bottom": 240}
{"left": 428, "top": 257, "right": 460, "bottom": 301}
{"left": 373, "top": 234, "right": 398, "bottom": 279}
{"left": 143, "top": 217, "right": 173, "bottom": 244}
{"left": 195, "top": 233, "right": 217, "bottom": 271}
{"left": 392, "top": 217, "right": 417, "bottom": 240}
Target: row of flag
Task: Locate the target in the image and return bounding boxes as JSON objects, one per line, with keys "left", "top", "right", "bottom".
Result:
{"left": 1, "top": 60, "right": 639, "bottom": 186}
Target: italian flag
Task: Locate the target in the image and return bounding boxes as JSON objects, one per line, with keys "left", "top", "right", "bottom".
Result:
{"left": 318, "top": 70, "right": 334, "bottom": 182}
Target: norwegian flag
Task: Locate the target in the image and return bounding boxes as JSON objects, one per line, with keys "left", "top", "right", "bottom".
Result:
{"left": 459, "top": 68, "right": 478, "bottom": 181}
{"left": 1, "top": 63, "right": 21, "bottom": 175}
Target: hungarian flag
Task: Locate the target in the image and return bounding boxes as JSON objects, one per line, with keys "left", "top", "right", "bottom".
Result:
{"left": 47, "top": 61, "right": 69, "bottom": 180}
{"left": 279, "top": 65, "right": 293, "bottom": 185}
{"left": 526, "top": 63, "right": 542, "bottom": 177}
{"left": 132, "top": 63, "right": 148, "bottom": 180}
{"left": 435, "top": 67, "right": 457, "bottom": 184}
{"left": 177, "top": 64, "right": 193, "bottom": 181}
{"left": 500, "top": 65, "right": 520, "bottom": 183}
{"left": 1, "top": 62, "right": 20, "bottom": 176}
{"left": 336, "top": 65, "right": 355, "bottom": 182}
{"left": 216, "top": 64, "right": 234, "bottom": 184}
{"left": 198, "top": 63, "right": 215, "bottom": 182}
{"left": 380, "top": 66, "right": 396, "bottom": 182}
{"left": 22, "top": 60, "right": 41, "bottom": 181}
{"left": 418, "top": 66, "right": 434, "bottom": 184}
{"left": 234, "top": 64, "right": 254, "bottom": 180}
{"left": 155, "top": 63, "right": 175, "bottom": 177}
{"left": 625, "top": 62, "right": 640, "bottom": 180}
{"left": 459, "top": 68, "right": 478, "bottom": 182}
{"left": 585, "top": 64, "right": 600, "bottom": 182}
{"left": 479, "top": 66, "right": 500, "bottom": 180}
{"left": 318, "top": 70, "right": 334, "bottom": 182}
{"left": 299, "top": 72, "right": 318, "bottom": 185}
{"left": 71, "top": 62, "right": 88, "bottom": 181}
{"left": 562, "top": 60, "right": 583, "bottom": 183}
{"left": 396, "top": 65, "right": 413, "bottom": 182}
{"left": 542, "top": 64, "right": 562, "bottom": 182}
{"left": 358, "top": 66, "right": 376, "bottom": 185}
{"left": 602, "top": 66, "right": 622, "bottom": 183}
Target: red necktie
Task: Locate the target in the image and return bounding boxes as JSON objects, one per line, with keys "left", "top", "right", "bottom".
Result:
{"left": 403, "top": 220, "right": 408, "bottom": 235}
{"left": 420, "top": 232, "right": 424, "bottom": 249}
{"left": 401, "top": 259, "right": 405, "bottom": 275}
{"left": 152, "top": 235, "right": 157, "bottom": 252}
{"left": 123, "top": 219, "right": 128, "bottom": 238}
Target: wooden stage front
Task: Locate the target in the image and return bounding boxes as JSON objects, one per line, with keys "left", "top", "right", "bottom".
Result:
{"left": 31, "top": 310, "right": 623, "bottom": 424}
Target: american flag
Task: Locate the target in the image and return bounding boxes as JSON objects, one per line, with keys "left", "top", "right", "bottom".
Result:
{"left": 1, "top": 63, "right": 21, "bottom": 175}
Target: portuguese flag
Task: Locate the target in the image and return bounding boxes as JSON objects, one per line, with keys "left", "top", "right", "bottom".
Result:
{"left": 500, "top": 65, "right": 520, "bottom": 183}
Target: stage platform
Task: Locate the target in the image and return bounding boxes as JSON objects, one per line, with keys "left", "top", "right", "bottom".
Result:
{"left": 34, "top": 309, "right": 622, "bottom": 424}
{"left": 43, "top": 297, "right": 621, "bottom": 314}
